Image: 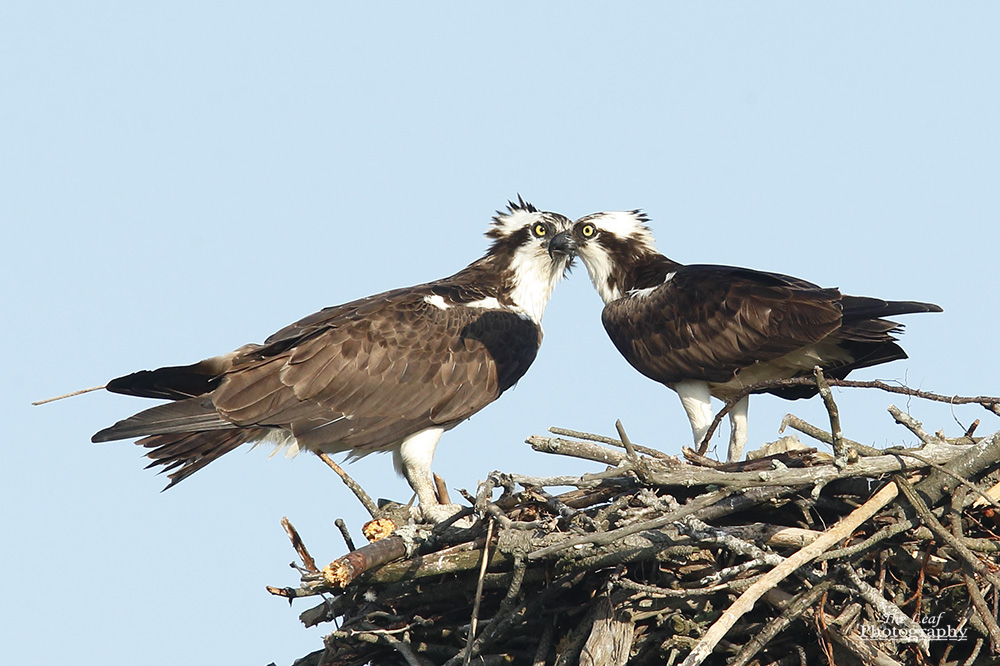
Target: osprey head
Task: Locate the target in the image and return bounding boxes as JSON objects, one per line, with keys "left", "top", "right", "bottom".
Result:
{"left": 483, "top": 196, "right": 574, "bottom": 322}
{"left": 552, "top": 210, "right": 659, "bottom": 304}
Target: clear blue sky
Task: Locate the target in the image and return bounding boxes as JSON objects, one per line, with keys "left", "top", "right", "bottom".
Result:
{"left": 3, "top": 4, "right": 997, "bottom": 664}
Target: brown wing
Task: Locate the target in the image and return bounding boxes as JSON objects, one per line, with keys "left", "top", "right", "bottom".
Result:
{"left": 211, "top": 290, "right": 541, "bottom": 454}
{"left": 601, "top": 265, "right": 844, "bottom": 385}
{"left": 93, "top": 284, "right": 541, "bottom": 486}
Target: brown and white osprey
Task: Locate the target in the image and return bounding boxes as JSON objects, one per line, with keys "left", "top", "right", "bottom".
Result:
{"left": 91, "top": 199, "right": 573, "bottom": 522}
{"left": 550, "top": 210, "right": 941, "bottom": 462}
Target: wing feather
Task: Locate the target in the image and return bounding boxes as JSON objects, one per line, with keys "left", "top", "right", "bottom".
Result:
{"left": 209, "top": 293, "right": 539, "bottom": 453}
{"left": 603, "top": 265, "right": 843, "bottom": 385}
{"left": 92, "top": 397, "right": 232, "bottom": 442}
{"left": 94, "top": 281, "right": 544, "bottom": 483}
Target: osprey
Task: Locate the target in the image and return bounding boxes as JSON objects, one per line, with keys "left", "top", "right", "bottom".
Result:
{"left": 550, "top": 211, "right": 941, "bottom": 462}
{"left": 91, "top": 199, "right": 573, "bottom": 522}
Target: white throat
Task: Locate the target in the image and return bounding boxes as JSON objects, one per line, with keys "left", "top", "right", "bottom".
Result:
{"left": 507, "top": 247, "right": 567, "bottom": 323}
{"left": 580, "top": 250, "right": 623, "bottom": 304}
{"left": 575, "top": 210, "right": 659, "bottom": 305}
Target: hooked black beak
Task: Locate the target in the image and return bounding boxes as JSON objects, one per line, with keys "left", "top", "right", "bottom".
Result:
{"left": 548, "top": 230, "right": 577, "bottom": 258}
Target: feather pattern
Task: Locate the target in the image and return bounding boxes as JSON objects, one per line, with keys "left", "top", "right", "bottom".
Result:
{"left": 91, "top": 201, "right": 572, "bottom": 497}
{"left": 559, "top": 209, "right": 941, "bottom": 460}
{"left": 602, "top": 265, "right": 847, "bottom": 386}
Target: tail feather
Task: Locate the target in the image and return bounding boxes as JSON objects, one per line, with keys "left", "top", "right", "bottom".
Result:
{"left": 107, "top": 365, "right": 220, "bottom": 400}
{"left": 763, "top": 295, "right": 940, "bottom": 401}
{"left": 104, "top": 349, "right": 257, "bottom": 400}
{"left": 138, "top": 429, "right": 267, "bottom": 489}
{"left": 92, "top": 397, "right": 233, "bottom": 442}
{"left": 841, "top": 296, "right": 942, "bottom": 320}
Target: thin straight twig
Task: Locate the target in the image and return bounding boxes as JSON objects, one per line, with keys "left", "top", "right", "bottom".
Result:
{"left": 31, "top": 384, "right": 106, "bottom": 405}
{"left": 616, "top": 576, "right": 738, "bottom": 598}
{"left": 615, "top": 419, "right": 640, "bottom": 463}
{"left": 316, "top": 452, "right": 378, "bottom": 518}
{"left": 335, "top": 518, "right": 357, "bottom": 552}
{"left": 700, "top": 377, "right": 1000, "bottom": 447}
{"left": 813, "top": 367, "right": 845, "bottom": 461}
{"left": 548, "top": 426, "right": 672, "bottom": 459}
{"left": 678, "top": 480, "right": 901, "bottom": 666}
{"left": 463, "top": 517, "right": 494, "bottom": 666}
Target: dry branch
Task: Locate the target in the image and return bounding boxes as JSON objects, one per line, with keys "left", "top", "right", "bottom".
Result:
{"left": 699, "top": 376, "right": 1000, "bottom": 450}
{"left": 679, "top": 479, "right": 902, "bottom": 666}
{"left": 270, "top": 382, "right": 1000, "bottom": 666}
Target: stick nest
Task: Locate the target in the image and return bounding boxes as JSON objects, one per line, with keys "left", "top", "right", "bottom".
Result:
{"left": 269, "top": 378, "right": 1000, "bottom": 666}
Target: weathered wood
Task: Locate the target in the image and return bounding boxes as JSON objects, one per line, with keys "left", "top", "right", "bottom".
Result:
{"left": 641, "top": 440, "right": 974, "bottom": 489}
{"left": 579, "top": 597, "right": 634, "bottom": 666}
{"left": 679, "top": 480, "right": 902, "bottom": 666}
{"left": 268, "top": 389, "right": 1000, "bottom": 666}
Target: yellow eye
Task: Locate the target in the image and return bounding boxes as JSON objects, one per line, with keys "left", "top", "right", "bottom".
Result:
{"left": 532, "top": 223, "right": 548, "bottom": 237}
{"left": 581, "top": 223, "right": 596, "bottom": 238}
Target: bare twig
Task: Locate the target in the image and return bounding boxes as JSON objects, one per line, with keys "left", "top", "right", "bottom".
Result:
{"left": 701, "top": 377, "right": 1000, "bottom": 448}
{"left": 316, "top": 452, "right": 379, "bottom": 518}
{"left": 31, "top": 384, "right": 106, "bottom": 405}
{"left": 780, "top": 413, "right": 870, "bottom": 453}
{"left": 526, "top": 434, "right": 628, "bottom": 466}
{"left": 679, "top": 480, "right": 901, "bottom": 666}
{"left": 334, "top": 518, "right": 357, "bottom": 552}
{"left": 888, "top": 405, "right": 939, "bottom": 446}
{"left": 813, "top": 367, "right": 846, "bottom": 462}
{"left": 549, "top": 425, "right": 672, "bottom": 460}
{"left": 639, "top": 442, "right": 972, "bottom": 489}
{"left": 615, "top": 419, "right": 640, "bottom": 464}
{"left": 463, "top": 517, "right": 494, "bottom": 666}
{"left": 382, "top": 632, "right": 434, "bottom": 666}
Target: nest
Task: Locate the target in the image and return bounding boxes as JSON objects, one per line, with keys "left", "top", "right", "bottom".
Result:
{"left": 269, "top": 376, "right": 1000, "bottom": 666}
